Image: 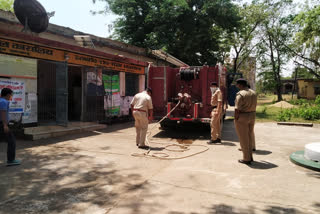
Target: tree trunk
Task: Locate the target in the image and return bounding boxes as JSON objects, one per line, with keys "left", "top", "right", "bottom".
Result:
{"left": 268, "top": 34, "right": 282, "bottom": 102}
{"left": 276, "top": 50, "right": 283, "bottom": 102}
{"left": 292, "top": 68, "right": 298, "bottom": 99}
{"left": 233, "top": 48, "right": 239, "bottom": 74}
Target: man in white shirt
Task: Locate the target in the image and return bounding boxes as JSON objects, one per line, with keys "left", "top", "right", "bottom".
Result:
{"left": 130, "top": 88, "right": 153, "bottom": 149}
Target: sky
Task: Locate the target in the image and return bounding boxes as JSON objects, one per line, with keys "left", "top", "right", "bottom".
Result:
{"left": 37, "top": 0, "right": 117, "bottom": 38}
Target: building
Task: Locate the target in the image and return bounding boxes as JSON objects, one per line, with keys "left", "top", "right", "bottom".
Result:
{"left": 281, "top": 79, "right": 298, "bottom": 94}
{"left": 297, "top": 79, "right": 320, "bottom": 99}
{"left": 0, "top": 9, "right": 187, "bottom": 129}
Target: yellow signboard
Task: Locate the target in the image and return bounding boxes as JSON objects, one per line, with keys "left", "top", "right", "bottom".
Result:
{"left": 0, "top": 38, "right": 145, "bottom": 74}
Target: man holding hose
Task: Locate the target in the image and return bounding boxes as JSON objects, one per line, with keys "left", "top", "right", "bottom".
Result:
{"left": 131, "top": 88, "right": 153, "bottom": 149}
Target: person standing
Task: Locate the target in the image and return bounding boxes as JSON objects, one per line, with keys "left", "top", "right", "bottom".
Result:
{"left": 207, "top": 82, "right": 223, "bottom": 144}
{"left": 130, "top": 88, "right": 153, "bottom": 149}
{"left": 234, "top": 79, "right": 257, "bottom": 165}
{"left": 0, "top": 88, "right": 21, "bottom": 166}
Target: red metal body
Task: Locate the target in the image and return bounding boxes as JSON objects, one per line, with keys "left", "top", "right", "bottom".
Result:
{"left": 148, "top": 65, "right": 228, "bottom": 127}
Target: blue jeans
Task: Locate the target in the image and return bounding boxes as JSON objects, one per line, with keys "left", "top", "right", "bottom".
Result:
{"left": 0, "top": 122, "right": 16, "bottom": 162}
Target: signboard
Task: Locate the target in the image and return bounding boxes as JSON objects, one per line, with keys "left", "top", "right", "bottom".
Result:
{"left": 0, "top": 54, "right": 37, "bottom": 79}
{"left": 103, "top": 74, "right": 120, "bottom": 116}
{"left": 0, "top": 38, "right": 145, "bottom": 74}
{"left": 0, "top": 79, "right": 25, "bottom": 113}
{"left": 68, "top": 53, "right": 144, "bottom": 74}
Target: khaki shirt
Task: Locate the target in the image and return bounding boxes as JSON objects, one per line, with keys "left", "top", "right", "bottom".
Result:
{"left": 211, "top": 89, "right": 222, "bottom": 107}
{"left": 235, "top": 89, "right": 257, "bottom": 112}
{"left": 130, "top": 91, "right": 153, "bottom": 112}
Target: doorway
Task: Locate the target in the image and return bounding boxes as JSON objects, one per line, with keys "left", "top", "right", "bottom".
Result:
{"left": 68, "top": 66, "right": 82, "bottom": 121}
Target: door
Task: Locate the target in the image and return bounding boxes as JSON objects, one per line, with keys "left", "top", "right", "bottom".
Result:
{"left": 148, "top": 66, "right": 166, "bottom": 118}
{"left": 56, "top": 62, "right": 68, "bottom": 126}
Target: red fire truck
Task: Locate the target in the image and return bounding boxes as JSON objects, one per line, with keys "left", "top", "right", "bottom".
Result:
{"left": 148, "top": 65, "right": 228, "bottom": 129}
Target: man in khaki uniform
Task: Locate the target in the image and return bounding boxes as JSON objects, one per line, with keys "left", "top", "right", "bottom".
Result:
{"left": 234, "top": 79, "right": 257, "bottom": 164}
{"left": 208, "top": 82, "right": 223, "bottom": 144}
{"left": 130, "top": 88, "right": 153, "bottom": 149}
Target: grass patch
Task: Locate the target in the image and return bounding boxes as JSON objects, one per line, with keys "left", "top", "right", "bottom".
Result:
{"left": 256, "top": 95, "right": 320, "bottom": 124}
{"left": 256, "top": 106, "right": 320, "bottom": 123}
{"left": 256, "top": 106, "right": 282, "bottom": 122}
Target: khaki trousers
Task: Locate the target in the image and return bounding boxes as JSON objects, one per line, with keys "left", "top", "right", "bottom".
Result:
{"left": 210, "top": 109, "right": 222, "bottom": 141}
{"left": 234, "top": 112, "right": 256, "bottom": 161}
{"left": 133, "top": 111, "right": 148, "bottom": 146}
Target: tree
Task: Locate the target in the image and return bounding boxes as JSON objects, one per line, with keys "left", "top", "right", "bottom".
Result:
{"left": 255, "top": 0, "right": 295, "bottom": 102}
{"left": 290, "top": 4, "right": 320, "bottom": 79}
{"left": 229, "top": 2, "right": 267, "bottom": 74}
{"left": 0, "top": 0, "right": 14, "bottom": 12}
{"left": 92, "top": 0, "right": 241, "bottom": 66}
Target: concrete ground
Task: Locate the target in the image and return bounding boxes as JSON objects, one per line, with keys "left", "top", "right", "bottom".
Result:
{"left": 0, "top": 116, "right": 320, "bottom": 213}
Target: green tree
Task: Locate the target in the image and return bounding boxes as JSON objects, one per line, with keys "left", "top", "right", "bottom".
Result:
{"left": 229, "top": 2, "right": 267, "bottom": 74}
{"left": 92, "top": 0, "right": 241, "bottom": 66}
{"left": 255, "top": 0, "right": 295, "bottom": 102}
{"left": 290, "top": 4, "right": 320, "bottom": 79}
{"left": 0, "top": 0, "right": 14, "bottom": 12}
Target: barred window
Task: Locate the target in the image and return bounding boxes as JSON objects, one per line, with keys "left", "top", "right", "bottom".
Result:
{"left": 125, "top": 73, "right": 139, "bottom": 96}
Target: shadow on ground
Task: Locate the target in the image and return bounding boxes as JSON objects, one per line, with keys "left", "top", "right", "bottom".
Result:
{"left": 249, "top": 161, "right": 278, "bottom": 170}
{"left": 206, "top": 203, "right": 305, "bottom": 214}
{"left": 254, "top": 150, "right": 272, "bottom": 155}
{"left": 0, "top": 134, "right": 165, "bottom": 214}
{"left": 152, "top": 120, "right": 239, "bottom": 146}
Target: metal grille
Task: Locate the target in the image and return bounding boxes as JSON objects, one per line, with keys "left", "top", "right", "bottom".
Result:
{"left": 37, "top": 60, "right": 56, "bottom": 123}
{"left": 83, "top": 67, "right": 105, "bottom": 122}
{"left": 125, "top": 73, "right": 139, "bottom": 96}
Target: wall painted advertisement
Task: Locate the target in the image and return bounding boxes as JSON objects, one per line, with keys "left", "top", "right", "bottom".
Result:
{"left": 0, "top": 79, "right": 25, "bottom": 113}
{"left": 103, "top": 74, "right": 120, "bottom": 116}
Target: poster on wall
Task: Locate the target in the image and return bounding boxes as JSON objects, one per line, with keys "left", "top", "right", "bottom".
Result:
{"left": 0, "top": 79, "right": 25, "bottom": 113}
{"left": 103, "top": 74, "right": 120, "bottom": 116}
{"left": 22, "top": 93, "right": 37, "bottom": 124}
{"left": 87, "top": 71, "right": 105, "bottom": 96}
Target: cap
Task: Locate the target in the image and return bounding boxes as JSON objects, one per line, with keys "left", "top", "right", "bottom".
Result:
{"left": 146, "top": 87, "right": 152, "bottom": 94}
{"left": 236, "top": 78, "right": 247, "bottom": 85}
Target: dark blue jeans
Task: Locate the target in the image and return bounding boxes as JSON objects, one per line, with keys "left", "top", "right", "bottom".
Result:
{"left": 0, "top": 122, "right": 16, "bottom": 162}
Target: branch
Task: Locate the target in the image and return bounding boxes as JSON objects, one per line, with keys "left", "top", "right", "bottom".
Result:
{"left": 294, "top": 61, "right": 320, "bottom": 79}
{"left": 236, "top": 44, "right": 258, "bottom": 71}
{"left": 284, "top": 44, "right": 320, "bottom": 67}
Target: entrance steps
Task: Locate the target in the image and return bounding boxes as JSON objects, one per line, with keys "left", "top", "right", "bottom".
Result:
{"left": 24, "top": 122, "right": 107, "bottom": 140}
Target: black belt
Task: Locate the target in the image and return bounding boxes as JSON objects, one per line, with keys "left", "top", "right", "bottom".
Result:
{"left": 212, "top": 106, "right": 217, "bottom": 109}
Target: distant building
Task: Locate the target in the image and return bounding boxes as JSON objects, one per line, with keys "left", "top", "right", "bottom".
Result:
{"left": 281, "top": 79, "right": 298, "bottom": 94}
{"left": 297, "top": 79, "right": 320, "bottom": 99}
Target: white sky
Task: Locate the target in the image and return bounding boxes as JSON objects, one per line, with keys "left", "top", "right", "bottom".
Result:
{"left": 37, "top": 0, "right": 117, "bottom": 38}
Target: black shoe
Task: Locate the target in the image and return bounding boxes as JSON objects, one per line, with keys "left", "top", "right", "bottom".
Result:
{"left": 238, "top": 159, "right": 251, "bottom": 165}
{"left": 207, "top": 139, "right": 221, "bottom": 144}
{"left": 138, "top": 146, "right": 150, "bottom": 150}
{"left": 207, "top": 140, "right": 214, "bottom": 144}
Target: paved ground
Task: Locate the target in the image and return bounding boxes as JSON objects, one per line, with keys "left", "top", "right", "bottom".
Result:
{"left": 0, "top": 116, "right": 320, "bottom": 213}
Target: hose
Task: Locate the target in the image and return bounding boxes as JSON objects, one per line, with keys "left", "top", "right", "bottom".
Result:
{"left": 131, "top": 101, "right": 210, "bottom": 160}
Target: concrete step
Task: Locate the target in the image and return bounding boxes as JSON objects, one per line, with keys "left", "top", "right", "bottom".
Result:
{"left": 24, "top": 122, "right": 107, "bottom": 140}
